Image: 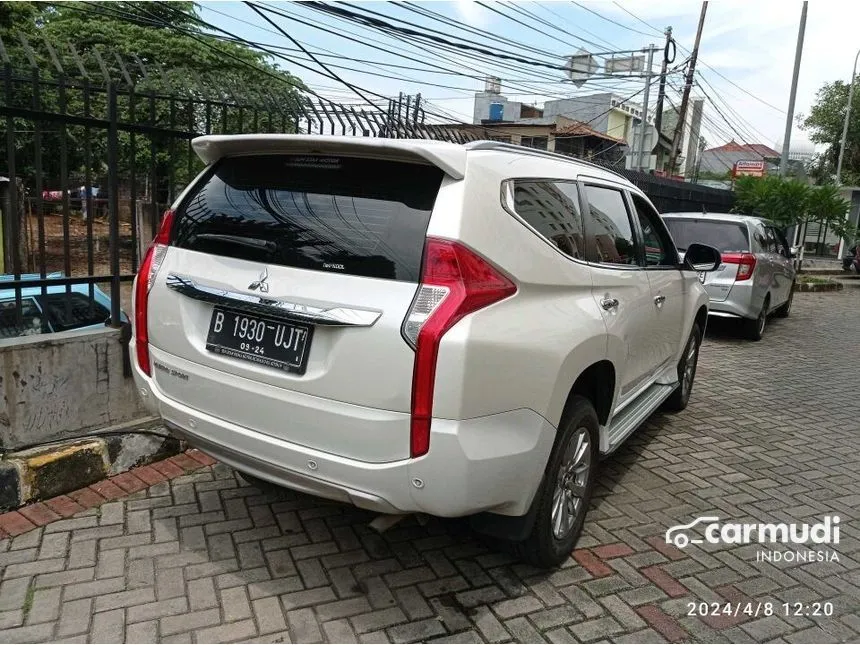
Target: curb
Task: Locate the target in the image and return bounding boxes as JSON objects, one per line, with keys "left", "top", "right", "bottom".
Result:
{"left": 794, "top": 280, "right": 844, "bottom": 292}
{"left": 0, "top": 428, "right": 183, "bottom": 513}
{"left": 0, "top": 448, "right": 216, "bottom": 538}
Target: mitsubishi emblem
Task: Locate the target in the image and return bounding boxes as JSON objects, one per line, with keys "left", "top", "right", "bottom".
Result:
{"left": 248, "top": 268, "right": 269, "bottom": 293}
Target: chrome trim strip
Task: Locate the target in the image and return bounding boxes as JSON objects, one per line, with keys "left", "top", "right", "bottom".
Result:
{"left": 707, "top": 311, "right": 740, "bottom": 318}
{"left": 165, "top": 274, "right": 382, "bottom": 327}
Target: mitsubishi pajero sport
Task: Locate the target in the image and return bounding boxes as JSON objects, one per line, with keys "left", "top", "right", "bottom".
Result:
{"left": 131, "top": 135, "right": 720, "bottom": 566}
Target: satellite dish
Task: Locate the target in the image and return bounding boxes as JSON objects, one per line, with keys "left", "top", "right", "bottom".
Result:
{"left": 566, "top": 49, "right": 599, "bottom": 87}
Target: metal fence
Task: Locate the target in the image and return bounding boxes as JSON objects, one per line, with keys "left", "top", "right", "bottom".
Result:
{"left": 586, "top": 160, "right": 736, "bottom": 214}
{"left": 0, "top": 38, "right": 435, "bottom": 339}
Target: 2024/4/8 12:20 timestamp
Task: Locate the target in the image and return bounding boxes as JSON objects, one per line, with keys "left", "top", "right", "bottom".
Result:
{"left": 688, "top": 602, "right": 834, "bottom": 618}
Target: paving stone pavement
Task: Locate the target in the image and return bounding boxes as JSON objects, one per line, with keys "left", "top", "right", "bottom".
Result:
{"left": 1, "top": 290, "right": 859, "bottom": 644}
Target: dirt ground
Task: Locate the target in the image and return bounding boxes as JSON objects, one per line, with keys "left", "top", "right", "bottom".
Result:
{"left": 19, "top": 208, "right": 138, "bottom": 317}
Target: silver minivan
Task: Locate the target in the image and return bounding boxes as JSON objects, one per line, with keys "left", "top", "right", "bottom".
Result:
{"left": 662, "top": 213, "right": 796, "bottom": 340}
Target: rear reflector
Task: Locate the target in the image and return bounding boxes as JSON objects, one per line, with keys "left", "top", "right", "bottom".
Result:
{"left": 721, "top": 252, "right": 756, "bottom": 281}
{"left": 134, "top": 210, "right": 174, "bottom": 376}
{"left": 404, "top": 238, "right": 516, "bottom": 458}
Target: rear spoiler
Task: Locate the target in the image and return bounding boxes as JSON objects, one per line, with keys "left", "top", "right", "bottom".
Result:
{"left": 191, "top": 135, "right": 467, "bottom": 180}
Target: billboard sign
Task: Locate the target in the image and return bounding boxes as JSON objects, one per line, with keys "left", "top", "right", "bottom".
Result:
{"left": 605, "top": 55, "right": 645, "bottom": 75}
{"left": 566, "top": 49, "right": 599, "bottom": 87}
{"left": 733, "top": 160, "right": 766, "bottom": 178}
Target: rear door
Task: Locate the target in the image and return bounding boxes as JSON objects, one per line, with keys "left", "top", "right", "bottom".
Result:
{"left": 147, "top": 152, "right": 447, "bottom": 461}
{"left": 581, "top": 182, "right": 657, "bottom": 402}
{"left": 628, "top": 194, "right": 685, "bottom": 374}
{"left": 752, "top": 222, "right": 779, "bottom": 305}
{"left": 663, "top": 217, "right": 750, "bottom": 302}
{"left": 766, "top": 224, "right": 795, "bottom": 306}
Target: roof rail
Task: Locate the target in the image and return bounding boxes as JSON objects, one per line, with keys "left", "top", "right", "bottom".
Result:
{"left": 463, "top": 139, "right": 626, "bottom": 180}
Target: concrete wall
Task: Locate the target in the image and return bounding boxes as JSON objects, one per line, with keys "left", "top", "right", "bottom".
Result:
{"left": 0, "top": 327, "right": 148, "bottom": 450}
{"left": 606, "top": 111, "right": 629, "bottom": 141}
{"left": 473, "top": 93, "right": 522, "bottom": 124}
{"left": 543, "top": 95, "right": 612, "bottom": 134}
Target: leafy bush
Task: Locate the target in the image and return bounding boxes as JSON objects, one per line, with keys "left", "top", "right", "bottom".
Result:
{"left": 733, "top": 175, "right": 857, "bottom": 241}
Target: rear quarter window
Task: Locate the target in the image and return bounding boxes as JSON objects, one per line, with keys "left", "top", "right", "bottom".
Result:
{"left": 172, "top": 155, "right": 444, "bottom": 282}
{"left": 506, "top": 180, "right": 585, "bottom": 260}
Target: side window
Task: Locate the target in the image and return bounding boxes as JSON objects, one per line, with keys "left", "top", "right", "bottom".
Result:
{"left": 752, "top": 225, "right": 768, "bottom": 253}
{"left": 630, "top": 194, "right": 677, "bottom": 267}
{"left": 520, "top": 136, "right": 548, "bottom": 150}
{"left": 0, "top": 298, "right": 46, "bottom": 338}
{"left": 760, "top": 225, "right": 778, "bottom": 253}
{"left": 768, "top": 226, "right": 789, "bottom": 256}
{"left": 36, "top": 293, "right": 109, "bottom": 333}
{"left": 582, "top": 185, "right": 637, "bottom": 266}
{"left": 509, "top": 180, "right": 585, "bottom": 260}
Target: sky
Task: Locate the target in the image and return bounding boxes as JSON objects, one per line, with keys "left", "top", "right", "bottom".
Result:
{"left": 199, "top": 0, "right": 860, "bottom": 154}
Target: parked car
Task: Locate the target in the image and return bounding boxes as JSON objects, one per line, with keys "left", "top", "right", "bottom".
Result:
{"left": 0, "top": 273, "right": 122, "bottom": 340}
{"left": 131, "top": 136, "right": 720, "bottom": 567}
{"left": 661, "top": 212, "right": 796, "bottom": 341}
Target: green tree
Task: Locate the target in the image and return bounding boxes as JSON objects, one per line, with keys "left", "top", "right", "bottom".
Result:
{"left": 800, "top": 77, "right": 860, "bottom": 185}
{"left": 734, "top": 175, "right": 855, "bottom": 241}
{"left": 2, "top": 2, "right": 304, "bottom": 94}
{"left": 1, "top": 2, "right": 305, "bottom": 191}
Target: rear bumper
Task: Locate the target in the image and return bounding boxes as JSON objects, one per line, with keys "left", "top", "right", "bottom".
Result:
{"left": 707, "top": 283, "right": 758, "bottom": 319}
{"left": 131, "top": 353, "right": 555, "bottom": 518}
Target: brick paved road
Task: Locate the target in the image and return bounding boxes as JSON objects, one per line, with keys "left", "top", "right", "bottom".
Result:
{"left": 2, "top": 290, "right": 859, "bottom": 644}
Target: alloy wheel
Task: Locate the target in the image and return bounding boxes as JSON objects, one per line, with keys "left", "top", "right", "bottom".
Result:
{"left": 551, "top": 428, "right": 592, "bottom": 539}
{"left": 757, "top": 306, "right": 767, "bottom": 335}
{"left": 682, "top": 334, "right": 698, "bottom": 396}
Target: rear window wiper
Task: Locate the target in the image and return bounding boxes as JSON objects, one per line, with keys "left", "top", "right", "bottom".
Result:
{"left": 190, "top": 233, "right": 277, "bottom": 252}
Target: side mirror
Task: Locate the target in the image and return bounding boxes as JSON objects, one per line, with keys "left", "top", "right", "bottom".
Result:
{"left": 684, "top": 243, "right": 722, "bottom": 272}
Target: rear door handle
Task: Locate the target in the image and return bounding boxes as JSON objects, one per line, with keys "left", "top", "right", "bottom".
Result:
{"left": 600, "top": 297, "right": 619, "bottom": 310}
{"left": 654, "top": 295, "right": 666, "bottom": 307}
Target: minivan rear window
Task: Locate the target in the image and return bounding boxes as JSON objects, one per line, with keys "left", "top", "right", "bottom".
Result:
{"left": 663, "top": 218, "right": 750, "bottom": 253}
{"left": 172, "top": 155, "right": 444, "bottom": 282}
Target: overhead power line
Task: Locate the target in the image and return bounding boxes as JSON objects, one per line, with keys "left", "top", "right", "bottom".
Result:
{"left": 578, "top": 1, "right": 786, "bottom": 115}
{"left": 570, "top": 1, "right": 657, "bottom": 37}
{"left": 300, "top": 1, "right": 571, "bottom": 72}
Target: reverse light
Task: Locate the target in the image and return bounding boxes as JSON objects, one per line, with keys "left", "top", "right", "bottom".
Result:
{"left": 134, "top": 210, "right": 174, "bottom": 376}
{"left": 722, "top": 252, "right": 756, "bottom": 281}
{"left": 403, "top": 238, "right": 517, "bottom": 458}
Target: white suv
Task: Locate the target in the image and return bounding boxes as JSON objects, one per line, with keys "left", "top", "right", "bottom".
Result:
{"left": 131, "top": 136, "right": 720, "bottom": 567}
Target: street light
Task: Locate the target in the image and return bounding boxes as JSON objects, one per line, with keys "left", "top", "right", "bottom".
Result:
{"left": 835, "top": 48, "right": 860, "bottom": 185}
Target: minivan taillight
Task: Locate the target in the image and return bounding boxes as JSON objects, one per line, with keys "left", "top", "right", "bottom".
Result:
{"left": 722, "top": 252, "right": 756, "bottom": 281}
{"left": 403, "top": 238, "right": 517, "bottom": 458}
{"left": 134, "top": 210, "right": 174, "bottom": 376}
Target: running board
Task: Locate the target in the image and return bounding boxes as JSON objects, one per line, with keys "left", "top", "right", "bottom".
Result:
{"left": 605, "top": 382, "right": 678, "bottom": 453}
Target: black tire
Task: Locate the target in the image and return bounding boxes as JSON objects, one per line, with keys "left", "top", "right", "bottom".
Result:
{"left": 511, "top": 396, "right": 599, "bottom": 568}
{"left": 663, "top": 323, "right": 702, "bottom": 412}
{"left": 742, "top": 295, "right": 769, "bottom": 341}
{"left": 774, "top": 284, "right": 794, "bottom": 318}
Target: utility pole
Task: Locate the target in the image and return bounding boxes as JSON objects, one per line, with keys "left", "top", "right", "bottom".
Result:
{"left": 636, "top": 45, "right": 657, "bottom": 172}
{"left": 780, "top": 0, "right": 808, "bottom": 177}
{"left": 834, "top": 54, "right": 858, "bottom": 183}
{"left": 653, "top": 27, "right": 673, "bottom": 139}
{"left": 669, "top": 1, "right": 708, "bottom": 176}
{"left": 692, "top": 137, "right": 706, "bottom": 183}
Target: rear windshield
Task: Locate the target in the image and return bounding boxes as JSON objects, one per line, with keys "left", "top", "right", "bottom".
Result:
{"left": 172, "top": 155, "right": 444, "bottom": 282}
{"left": 663, "top": 218, "right": 750, "bottom": 253}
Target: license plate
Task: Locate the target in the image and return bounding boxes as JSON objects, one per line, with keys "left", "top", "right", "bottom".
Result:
{"left": 206, "top": 307, "right": 312, "bottom": 374}
{"left": 697, "top": 271, "right": 706, "bottom": 283}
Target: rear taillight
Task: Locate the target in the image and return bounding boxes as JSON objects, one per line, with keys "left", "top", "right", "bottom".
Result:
{"left": 722, "top": 252, "right": 756, "bottom": 281}
{"left": 403, "top": 238, "right": 517, "bottom": 458}
{"left": 134, "top": 210, "right": 174, "bottom": 376}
